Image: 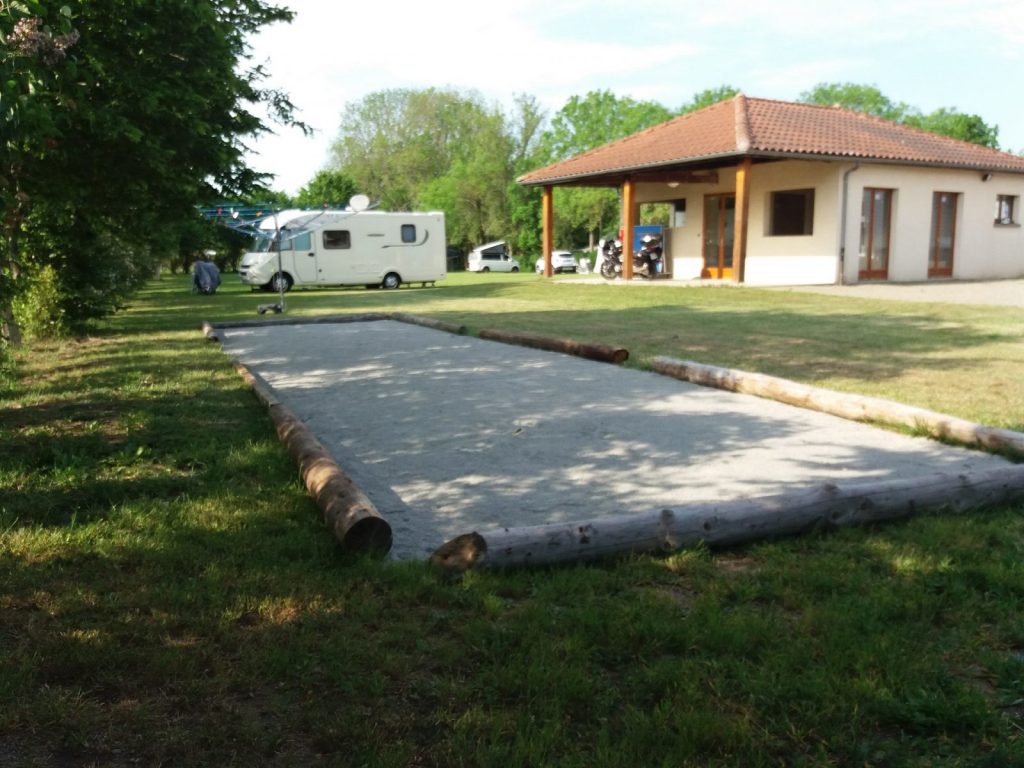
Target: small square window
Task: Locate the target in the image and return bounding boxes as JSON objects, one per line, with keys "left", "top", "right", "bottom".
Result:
{"left": 401, "top": 224, "right": 417, "bottom": 243}
{"left": 323, "top": 230, "right": 350, "bottom": 249}
{"left": 995, "top": 195, "right": 1018, "bottom": 225}
{"left": 769, "top": 189, "right": 814, "bottom": 236}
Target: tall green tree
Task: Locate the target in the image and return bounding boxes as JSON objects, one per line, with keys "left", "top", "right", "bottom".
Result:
{"left": 505, "top": 94, "right": 547, "bottom": 256}
{"left": 1, "top": 0, "right": 303, "bottom": 342}
{"left": 333, "top": 88, "right": 492, "bottom": 213}
{"left": 538, "top": 90, "right": 673, "bottom": 163}
{"left": 331, "top": 88, "right": 526, "bottom": 253}
{"left": 536, "top": 90, "right": 674, "bottom": 249}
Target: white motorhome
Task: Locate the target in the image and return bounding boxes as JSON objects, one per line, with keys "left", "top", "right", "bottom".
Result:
{"left": 238, "top": 209, "right": 447, "bottom": 291}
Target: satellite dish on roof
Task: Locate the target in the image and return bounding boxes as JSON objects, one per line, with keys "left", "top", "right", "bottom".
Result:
{"left": 349, "top": 194, "right": 371, "bottom": 212}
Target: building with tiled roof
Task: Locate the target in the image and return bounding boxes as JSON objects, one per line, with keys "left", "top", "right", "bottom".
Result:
{"left": 521, "top": 95, "right": 1024, "bottom": 285}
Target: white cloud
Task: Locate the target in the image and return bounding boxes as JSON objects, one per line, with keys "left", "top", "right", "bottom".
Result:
{"left": 243, "top": 0, "right": 1024, "bottom": 195}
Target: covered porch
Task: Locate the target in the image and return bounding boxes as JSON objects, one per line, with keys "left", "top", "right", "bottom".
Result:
{"left": 532, "top": 161, "right": 753, "bottom": 282}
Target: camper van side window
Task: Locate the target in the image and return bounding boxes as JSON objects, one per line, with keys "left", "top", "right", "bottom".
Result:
{"left": 401, "top": 224, "right": 417, "bottom": 243}
{"left": 323, "top": 230, "right": 351, "bottom": 249}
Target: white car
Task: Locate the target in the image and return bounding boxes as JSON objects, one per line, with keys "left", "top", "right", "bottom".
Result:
{"left": 534, "top": 250, "right": 578, "bottom": 273}
{"left": 467, "top": 240, "right": 521, "bottom": 272}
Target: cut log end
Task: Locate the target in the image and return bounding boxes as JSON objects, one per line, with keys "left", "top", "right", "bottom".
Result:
{"left": 430, "top": 532, "right": 487, "bottom": 573}
{"left": 339, "top": 516, "right": 393, "bottom": 556}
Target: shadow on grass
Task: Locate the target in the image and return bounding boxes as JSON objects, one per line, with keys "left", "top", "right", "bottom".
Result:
{"left": 4, "top": 277, "right": 1023, "bottom": 764}
{"left": 4, "top": 492, "right": 1023, "bottom": 766}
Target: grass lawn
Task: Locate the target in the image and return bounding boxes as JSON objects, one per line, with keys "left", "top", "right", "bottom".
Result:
{"left": 2, "top": 272, "right": 1023, "bottom": 766}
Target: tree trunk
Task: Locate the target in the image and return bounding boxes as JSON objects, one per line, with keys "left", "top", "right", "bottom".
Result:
{"left": 653, "top": 357, "right": 1024, "bottom": 457}
{"left": 1, "top": 304, "right": 22, "bottom": 348}
{"left": 430, "top": 465, "right": 1024, "bottom": 572}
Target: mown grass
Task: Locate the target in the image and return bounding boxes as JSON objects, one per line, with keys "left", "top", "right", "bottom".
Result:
{"left": 2, "top": 272, "right": 1023, "bottom": 766}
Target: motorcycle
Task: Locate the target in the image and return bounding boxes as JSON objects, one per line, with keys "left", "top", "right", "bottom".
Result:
{"left": 635, "top": 233, "right": 663, "bottom": 278}
{"left": 598, "top": 237, "right": 623, "bottom": 279}
{"left": 598, "top": 233, "right": 663, "bottom": 279}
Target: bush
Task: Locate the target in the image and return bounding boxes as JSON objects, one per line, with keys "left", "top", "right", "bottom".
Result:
{"left": 12, "top": 264, "right": 67, "bottom": 340}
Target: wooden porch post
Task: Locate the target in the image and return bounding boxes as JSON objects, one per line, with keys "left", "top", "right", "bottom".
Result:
{"left": 733, "top": 157, "right": 752, "bottom": 283}
{"left": 542, "top": 185, "right": 554, "bottom": 277}
{"left": 622, "top": 178, "right": 637, "bottom": 280}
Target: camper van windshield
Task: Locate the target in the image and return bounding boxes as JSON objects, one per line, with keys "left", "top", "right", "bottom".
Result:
{"left": 251, "top": 231, "right": 311, "bottom": 252}
{"left": 252, "top": 234, "right": 274, "bottom": 253}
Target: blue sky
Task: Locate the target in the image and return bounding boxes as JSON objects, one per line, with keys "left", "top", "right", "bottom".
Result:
{"left": 246, "top": 0, "right": 1024, "bottom": 195}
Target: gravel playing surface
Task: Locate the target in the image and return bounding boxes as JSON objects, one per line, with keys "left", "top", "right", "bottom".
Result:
{"left": 218, "top": 320, "right": 1014, "bottom": 560}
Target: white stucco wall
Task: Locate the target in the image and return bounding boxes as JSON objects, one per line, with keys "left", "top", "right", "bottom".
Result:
{"left": 838, "top": 165, "right": 1024, "bottom": 283}
{"left": 636, "top": 159, "right": 1024, "bottom": 285}
{"left": 639, "top": 160, "right": 842, "bottom": 285}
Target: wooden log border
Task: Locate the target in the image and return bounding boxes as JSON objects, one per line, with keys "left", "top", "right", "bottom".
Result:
{"left": 653, "top": 357, "right": 1024, "bottom": 458}
{"left": 203, "top": 314, "right": 632, "bottom": 559}
{"left": 477, "top": 328, "right": 628, "bottom": 364}
{"left": 204, "top": 315, "right": 626, "bottom": 366}
{"left": 233, "top": 361, "right": 392, "bottom": 555}
{"left": 204, "top": 312, "right": 469, "bottom": 556}
{"left": 431, "top": 464, "right": 1024, "bottom": 572}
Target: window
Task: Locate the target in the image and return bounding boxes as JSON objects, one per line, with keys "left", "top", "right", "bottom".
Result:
{"left": 672, "top": 199, "right": 687, "bottom": 228}
{"left": 263, "top": 231, "right": 311, "bottom": 252}
{"left": 769, "top": 189, "right": 814, "bottom": 235}
{"left": 401, "top": 224, "right": 417, "bottom": 243}
{"left": 323, "top": 230, "right": 350, "bottom": 249}
{"left": 995, "top": 195, "right": 1018, "bottom": 225}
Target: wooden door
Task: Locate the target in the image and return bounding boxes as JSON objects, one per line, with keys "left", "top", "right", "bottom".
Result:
{"left": 702, "top": 194, "right": 735, "bottom": 279}
{"left": 859, "top": 188, "right": 892, "bottom": 280}
{"left": 929, "top": 192, "right": 957, "bottom": 278}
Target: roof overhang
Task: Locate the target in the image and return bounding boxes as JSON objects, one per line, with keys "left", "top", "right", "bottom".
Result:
{"left": 519, "top": 151, "right": 1024, "bottom": 188}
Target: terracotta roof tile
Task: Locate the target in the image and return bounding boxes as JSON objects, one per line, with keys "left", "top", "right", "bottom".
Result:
{"left": 518, "top": 96, "right": 1024, "bottom": 185}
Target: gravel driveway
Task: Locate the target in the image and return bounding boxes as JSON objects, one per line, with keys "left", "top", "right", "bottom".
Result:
{"left": 771, "top": 278, "right": 1024, "bottom": 307}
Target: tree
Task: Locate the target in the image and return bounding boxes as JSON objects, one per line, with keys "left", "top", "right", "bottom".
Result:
{"left": 331, "top": 88, "right": 525, "bottom": 253}
{"left": 1, "top": 1, "right": 304, "bottom": 342}
{"left": 538, "top": 90, "right": 673, "bottom": 163}
{"left": 1, "top": 3, "right": 80, "bottom": 344}
{"left": 680, "top": 85, "right": 740, "bottom": 114}
{"left": 333, "top": 88, "right": 493, "bottom": 212}
{"left": 905, "top": 108, "right": 1000, "bottom": 149}
{"left": 505, "top": 94, "right": 547, "bottom": 256}
{"left": 800, "top": 82, "right": 1000, "bottom": 148}
{"left": 536, "top": 91, "right": 674, "bottom": 249}
{"left": 799, "top": 82, "right": 911, "bottom": 122}
{"left": 293, "top": 170, "right": 358, "bottom": 209}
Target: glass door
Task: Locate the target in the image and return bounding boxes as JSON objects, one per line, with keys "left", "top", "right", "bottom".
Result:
{"left": 929, "top": 192, "right": 957, "bottom": 278}
{"left": 859, "top": 188, "right": 892, "bottom": 280}
{"left": 702, "top": 194, "right": 735, "bottom": 279}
